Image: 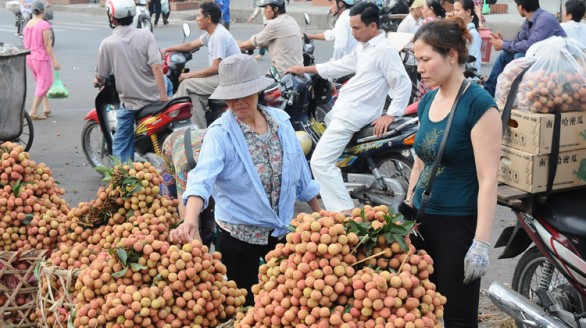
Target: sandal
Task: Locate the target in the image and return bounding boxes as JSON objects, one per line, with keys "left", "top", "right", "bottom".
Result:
{"left": 44, "top": 110, "right": 52, "bottom": 117}
{"left": 29, "top": 113, "right": 47, "bottom": 120}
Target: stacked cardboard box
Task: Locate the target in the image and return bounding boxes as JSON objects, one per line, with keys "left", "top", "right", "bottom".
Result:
{"left": 499, "top": 109, "right": 586, "bottom": 193}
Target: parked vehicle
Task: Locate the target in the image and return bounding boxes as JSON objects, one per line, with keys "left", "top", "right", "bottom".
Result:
{"left": 327, "top": 0, "right": 409, "bottom": 32}
{"left": 269, "top": 67, "right": 417, "bottom": 209}
{"left": 133, "top": 0, "right": 153, "bottom": 32}
{"left": 81, "top": 77, "right": 193, "bottom": 171}
{"left": 489, "top": 188, "right": 586, "bottom": 328}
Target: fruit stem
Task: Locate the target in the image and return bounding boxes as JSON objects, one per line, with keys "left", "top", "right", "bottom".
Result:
{"left": 350, "top": 235, "right": 370, "bottom": 255}
{"left": 351, "top": 250, "right": 386, "bottom": 267}
{"left": 398, "top": 248, "right": 412, "bottom": 273}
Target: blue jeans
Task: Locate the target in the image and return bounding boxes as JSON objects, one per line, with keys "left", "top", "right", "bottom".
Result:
{"left": 113, "top": 107, "right": 136, "bottom": 162}
{"left": 484, "top": 51, "right": 525, "bottom": 97}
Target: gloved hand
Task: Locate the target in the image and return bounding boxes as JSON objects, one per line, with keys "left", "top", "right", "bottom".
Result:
{"left": 463, "top": 239, "right": 490, "bottom": 284}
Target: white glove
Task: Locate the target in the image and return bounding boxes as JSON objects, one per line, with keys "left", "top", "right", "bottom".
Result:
{"left": 463, "top": 239, "right": 490, "bottom": 284}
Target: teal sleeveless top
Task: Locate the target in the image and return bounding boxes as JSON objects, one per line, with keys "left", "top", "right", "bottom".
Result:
{"left": 413, "top": 83, "right": 497, "bottom": 216}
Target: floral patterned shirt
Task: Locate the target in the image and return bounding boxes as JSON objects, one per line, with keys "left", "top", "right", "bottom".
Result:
{"left": 216, "top": 108, "right": 284, "bottom": 245}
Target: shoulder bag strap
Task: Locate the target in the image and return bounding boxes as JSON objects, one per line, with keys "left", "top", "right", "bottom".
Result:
{"left": 184, "top": 127, "right": 197, "bottom": 171}
{"left": 415, "top": 80, "right": 470, "bottom": 223}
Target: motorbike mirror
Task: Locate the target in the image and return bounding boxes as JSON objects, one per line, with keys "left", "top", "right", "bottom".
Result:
{"left": 304, "top": 13, "right": 311, "bottom": 26}
{"left": 468, "top": 55, "right": 476, "bottom": 63}
{"left": 182, "top": 23, "right": 191, "bottom": 37}
{"left": 269, "top": 66, "right": 281, "bottom": 82}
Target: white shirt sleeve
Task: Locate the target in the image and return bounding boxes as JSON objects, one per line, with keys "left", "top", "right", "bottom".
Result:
{"left": 316, "top": 48, "right": 358, "bottom": 79}
{"left": 382, "top": 50, "right": 411, "bottom": 117}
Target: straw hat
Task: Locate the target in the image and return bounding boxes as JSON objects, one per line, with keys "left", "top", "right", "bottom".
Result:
{"left": 411, "top": 0, "right": 424, "bottom": 9}
{"left": 209, "top": 54, "right": 274, "bottom": 100}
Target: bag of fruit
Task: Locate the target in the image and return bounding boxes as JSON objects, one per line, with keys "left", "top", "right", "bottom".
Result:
{"left": 517, "top": 37, "right": 586, "bottom": 113}
{"left": 495, "top": 57, "right": 535, "bottom": 110}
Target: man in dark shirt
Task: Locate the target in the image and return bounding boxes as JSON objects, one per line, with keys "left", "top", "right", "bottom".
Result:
{"left": 484, "top": 0, "right": 566, "bottom": 97}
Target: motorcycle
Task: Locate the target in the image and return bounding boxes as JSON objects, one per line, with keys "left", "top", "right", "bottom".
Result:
{"left": 327, "top": 0, "right": 409, "bottom": 32}
{"left": 133, "top": 0, "right": 153, "bottom": 32}
{"left": 13, "top": 5, "right": 55, "bottom": 46}
{"left": 269, "top": 66, "right": 417, "bottom": 209}
{"left": 489, "top": 188, "right": 586, "bottom": 327}
{"left": 81, "top": 77, "right": 193, "bottom": 171}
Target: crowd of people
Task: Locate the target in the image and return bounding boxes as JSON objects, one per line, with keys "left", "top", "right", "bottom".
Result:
{"left": 20, "top": 0, "right": 586, "bottom": 326}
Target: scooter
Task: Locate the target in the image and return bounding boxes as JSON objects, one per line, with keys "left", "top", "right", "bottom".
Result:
{"left": 269, "top": 66, "right": 417, "bottom": 210}
{"left": 133, "top": 0, "right": 153, "bottom": 32}
{"left": 81, "top": 76, "right": 193, "bottom": 172}
{"left": 489, "top": 188, "right": 586, "bottom": 328}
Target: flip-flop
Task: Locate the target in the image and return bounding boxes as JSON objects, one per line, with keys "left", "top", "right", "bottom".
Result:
{"left": 29, "top": 113, "right": 47, "bottom": 120}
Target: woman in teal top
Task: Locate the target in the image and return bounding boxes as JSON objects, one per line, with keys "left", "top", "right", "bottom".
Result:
{"left": 406, "top": 18, "right": 501, "bottom": 327}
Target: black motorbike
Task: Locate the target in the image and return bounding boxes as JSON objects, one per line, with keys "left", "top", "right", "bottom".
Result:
{"left": 269, "top": 67, "right": 417, "bottom": 209}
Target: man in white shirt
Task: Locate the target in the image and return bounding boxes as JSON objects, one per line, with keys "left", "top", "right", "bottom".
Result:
{"left": 561, "top": 0, "right": 586, "bottom": 47}
{"left": 397, "top": 0, "right": 424, "bottom": 33}
{"left": 305, "top": 0, "right": 359, "bottom": 60}
{"left": 163, "top": 2, "right": 240, "bottom": 128}
{"left": 287, "top": 2, "right": 411, "bottom": 212}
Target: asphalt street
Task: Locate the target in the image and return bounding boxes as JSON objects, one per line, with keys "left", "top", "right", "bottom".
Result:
{"left": 1, "top": 9, "right": 517, "bottom": 326}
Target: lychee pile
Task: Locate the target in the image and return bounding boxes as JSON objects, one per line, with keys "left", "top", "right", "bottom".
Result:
{"left": 0, "top": 142, "right": 70, "bottom": 251}
{"left": 234, "top": 205, "right": 446, "bottom": 328}
{"left": 71, "top": 235, "right": 247, "bottom": 328}
{"left": 36, "top": 161, "right": 183, "bottom": 327}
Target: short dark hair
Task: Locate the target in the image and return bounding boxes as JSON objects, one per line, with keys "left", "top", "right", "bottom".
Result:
{"left": 199, "top": 2, "right": 222, "bottom": 24}
{"left": 426, "top": 0, "right": 446, "bottom": 18}
{"left": 566, "top": 0, "right": 586, "bottom": 23}
{"left": 414, "top": 17, "right": 472, "bottom": 65}
{"left": 117, "top": 16, "right": 134, "bottom": 26}
{"left": 349, "top": 2, "right": 380, "bottom": 28}
{"left": 514, "top": 0, "right": 540, "bottom": 12}
{"left": 336, "top": 0, "right": 352, "bottom": 9}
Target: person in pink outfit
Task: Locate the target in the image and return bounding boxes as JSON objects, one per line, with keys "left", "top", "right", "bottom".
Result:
{"left": 23, "top": 0, "right": 60, "bottom": 120}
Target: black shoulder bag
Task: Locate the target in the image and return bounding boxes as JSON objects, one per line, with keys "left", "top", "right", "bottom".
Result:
{"left": 399, "top": 80, "right": 470, "bottom": 227}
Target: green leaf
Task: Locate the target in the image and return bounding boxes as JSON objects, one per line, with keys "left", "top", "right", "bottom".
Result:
{"left": 95, "top": 166, "right": 112, "bottom": 172}
{"left": 396, "top": 237, "right": 409, "bottom": 253}
{"left": 343, "top": 303, "right": 353, "bottom": 314}
{"left": 102, "top": 175, "right": 113, "bottom": 183}
{"left": 130, "top": 263, "right": 147, "bottom": 271}
{"left": 116, "top": 248, "right": 128, "bottom": 266}
{"left": 112, "top": 265, "right": 129, "bottom": 278}
{"left": 288, "top": 225, "right": 296, "bottom": 233}
{"left": 12, "top": 179, "right": 22, "bottom": 196}
{"left": 108, "top": 248, "right": 115, "bottom": 256}
{"left": 153, "top": 273, "right": 162, "bottom": 282}
{"left": 23, "top": 214, "right": 33, "bottom": 226}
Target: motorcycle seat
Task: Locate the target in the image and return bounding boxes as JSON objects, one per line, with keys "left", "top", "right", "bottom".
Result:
{"left": 208, "top": 99, "right": 227, "bottom": 112}
{"left": 350, "top": 117, "right": 409, "bottom": 144}
{"left": 535, "top": 188, "right": 586, "bottom": 238}
{"left": 136, "top": 96, "right": 192, "bottom": 120}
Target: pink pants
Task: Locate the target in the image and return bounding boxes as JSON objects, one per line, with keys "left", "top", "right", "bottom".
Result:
{"left": 27, "top": 59, "right": 53, "bottom": 97}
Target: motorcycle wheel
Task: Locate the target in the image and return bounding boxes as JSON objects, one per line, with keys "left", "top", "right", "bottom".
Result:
{"left": 327, "top": 11, "right": 337, "bottom": 29}
{"left": 512, "top": 246, "right": 583, "bottom": 328}
{"left": 140, "top": 16, "right": 153, "bottom": 32}
{"left": 81, "top": 120, "right": 114, "bottom": 173}
{"left": 375, "top": 153, "right": 413, "bottom": 193}
{"left": 11, "top": 112, "right": 34, "bottom": 152}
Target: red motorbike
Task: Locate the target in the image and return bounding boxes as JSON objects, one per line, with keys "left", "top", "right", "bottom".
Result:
{"left": 489, "top": 188, "right": 586, "bottom": 327}
{"left": 81, "top": 77, "right": 192, "bottom": 171}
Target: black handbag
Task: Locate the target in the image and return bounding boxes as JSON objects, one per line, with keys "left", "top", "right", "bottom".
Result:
{"left": 400, "top": 80, "right": 470, "bottom": 224}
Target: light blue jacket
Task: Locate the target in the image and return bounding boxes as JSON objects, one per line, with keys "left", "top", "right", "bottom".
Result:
{"left": 182, "top": 106, "right": 319, "bottom": 237}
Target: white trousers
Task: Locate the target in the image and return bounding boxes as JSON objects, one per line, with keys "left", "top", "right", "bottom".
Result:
{"left": 175, "top": 74, "right": 220, "bottom": 129}
{"left": 310, "top": 118, "right": 360, "bottom": 212}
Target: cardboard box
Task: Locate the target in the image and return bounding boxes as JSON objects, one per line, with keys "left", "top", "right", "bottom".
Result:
{"left": 498, "top": 146, "right": 586, "bottom": 193}
{"left": 502, "top": 110, "right": 586, "bottom": 155}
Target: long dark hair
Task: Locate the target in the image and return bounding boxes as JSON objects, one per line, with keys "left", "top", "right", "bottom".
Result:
{"left": 455, "top": 0, "right": 479, "bottom": 29}
{"left": 426, "top": 0, "right": 446, "bottom": 18}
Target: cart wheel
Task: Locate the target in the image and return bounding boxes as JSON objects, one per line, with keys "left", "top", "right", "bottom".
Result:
{"left": 12, "top": 112, "right": 34, "bottom": 151}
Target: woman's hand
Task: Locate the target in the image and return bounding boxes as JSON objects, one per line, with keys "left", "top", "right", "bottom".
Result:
{"left": 170, "top": 220, "right": 201, "bottom": 244}
{"left": 52, "top": 59, "right": 60, "bottom": 70}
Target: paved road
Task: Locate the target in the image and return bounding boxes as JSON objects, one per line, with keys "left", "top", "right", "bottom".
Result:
{"left": 1, "top": 9, "right": 518, "bottom": 326}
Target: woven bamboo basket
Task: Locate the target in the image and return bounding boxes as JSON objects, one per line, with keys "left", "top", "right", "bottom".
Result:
{"left": 0, "top": 249, "right": 47, "bottom": 327}
{"left": 36, "top": 262, "right": 81, "bottom": 328}
{"left": 217, "top": 318, "right": 235, "bottom": 328}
